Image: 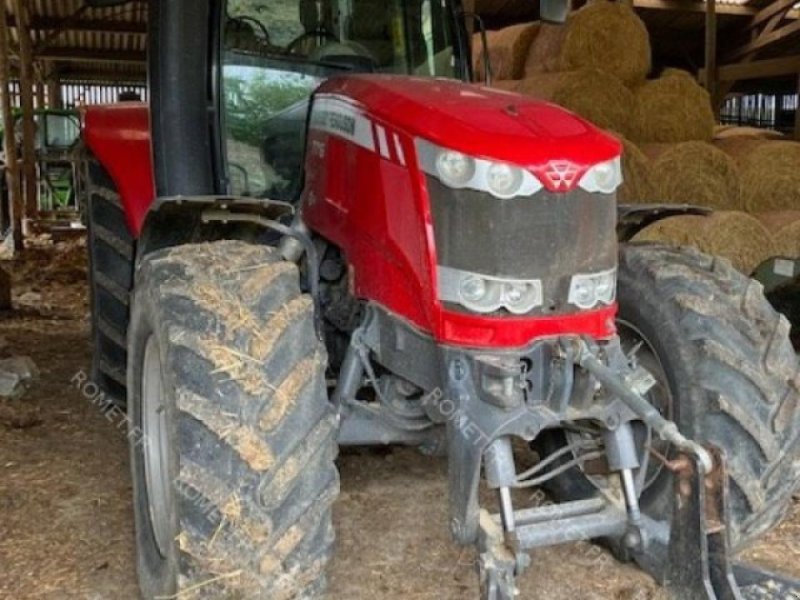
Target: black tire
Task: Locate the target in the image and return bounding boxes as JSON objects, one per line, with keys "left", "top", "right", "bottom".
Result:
{"left": 129, "top": 240, "right": 339, "bottom": 599}
{"left": 86, "top": 151, "right": 135, "bottom": 407}
{"left": 540, "top": 244, "right": 800, "bottom": 554}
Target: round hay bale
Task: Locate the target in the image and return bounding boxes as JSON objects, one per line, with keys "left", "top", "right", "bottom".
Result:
{"left": 632, "top": 211, "right": 776, "bottom": 274}
{"left": 771, "top": 221, "right": 800, "bottom": 259}
{"left": 559, "top": 1, "right": 651, "bottom": 85}
{"left": 755, "top": 210, "right": 800, "bottom": 234}
{"left": 738, "top": 141, "right": 800, "bottom": 212}
{"left": 714, "top": 125, "right": 785, "bottom": 141}
{"left": 524, "top": 22, "right": 569, "bottom": 75}
{"left": 632, "top": 70, "right": 715, "bottom": 143}
{"left": 644, "top": 141, "right": 742, "bottom": 210}
{"left": 613, "top": 134, "right": 656, "bottom": 203}
{"left": 517, "top": 69, "right": 635, "bottom": 136}
{"left": 473, "top": 23, "right": 541, "bottom": 82}
{"left": 755, "top": 211, "right": 800, "bottom": 258}
{"left": 713, "top": 137, "right": 770, "bottom": 166}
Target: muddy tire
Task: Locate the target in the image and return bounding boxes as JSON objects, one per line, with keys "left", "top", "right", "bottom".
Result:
{"left": 541, "top": 244, "right": 800, "bottom": 557}
{"left": 129, "top": 241, "right": 338, "bottom": 599}
{"left": 86, "top": 151, "right": 134, "bottom": 407}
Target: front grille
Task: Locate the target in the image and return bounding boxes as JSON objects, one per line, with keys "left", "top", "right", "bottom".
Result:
{"left": 427, "top": 176, "right": 617, "bottom": 316}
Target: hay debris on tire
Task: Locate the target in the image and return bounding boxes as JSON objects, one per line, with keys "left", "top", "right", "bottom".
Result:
{"left": 633, "top": 70, "right": 715, "bottom": 143}
{"left": 632, "top": 211, "right": 776, "bottom": 274}
{"left": 643, "top": 141, "right": 742, "bottom": 210}
{"left": 518, "top": 69, "right": 635, "bottom": 136}
{"left": 473, "top": 23, "right": 541, "bottom": 82}
{"left": 559, "top": 1, "right": 651, "bottom": 85}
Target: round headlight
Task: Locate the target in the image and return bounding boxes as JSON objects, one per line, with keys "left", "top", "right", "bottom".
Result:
{"left": 593, "top": 161, "right": 617, "bottom": 193}
{"left": 594, "top": 276, "right": 615, "bottom": 303}
{"left": 436, "top": 151, "right": 476, "bottom": 188}
{"left": 487, "top": 162, "right": 524, "bottom": 198}
{"left": 460, "top": 276, "right": 488, "bottom": 304}
{"left": 571, "top": 279, "right": 596, "bottom": 309}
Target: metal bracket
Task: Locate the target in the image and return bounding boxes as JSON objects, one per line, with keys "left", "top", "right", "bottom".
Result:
{"left": 664, "top": 446, "right": 742, "bottom": 600}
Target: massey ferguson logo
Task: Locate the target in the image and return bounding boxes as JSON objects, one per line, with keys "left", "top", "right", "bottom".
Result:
{"left": 543, "top": 161, "right": 580, "bottom": 190}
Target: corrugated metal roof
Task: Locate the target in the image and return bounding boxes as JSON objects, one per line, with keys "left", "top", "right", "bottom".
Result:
{"left": 5, "top": 0, "right": 147, "bottom": 81}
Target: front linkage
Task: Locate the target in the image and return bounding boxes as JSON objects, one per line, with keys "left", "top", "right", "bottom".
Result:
{"left": 334, "top": 306, "right": 800, "bottom": 600}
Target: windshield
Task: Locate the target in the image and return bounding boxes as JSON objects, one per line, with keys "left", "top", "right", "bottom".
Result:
{"left": 222, "top": 0, "right": 458, "bottom": 200}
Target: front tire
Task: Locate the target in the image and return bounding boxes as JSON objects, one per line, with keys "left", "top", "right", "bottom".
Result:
{"left": 129, "top": 241, "right": 339, "bottom": 599}
{"left": 537, "top": 244, "right": 800, "bottom": 567}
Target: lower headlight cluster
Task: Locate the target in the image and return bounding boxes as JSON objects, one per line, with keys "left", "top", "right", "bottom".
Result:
{"left": 441, "top": 266, "right": 616, "bottom": 315}
{"left": 439, "top": 266, "right": 543, "bottom": 315}
{"left": 568, "top": 268, "right": 617, "bottom": 310}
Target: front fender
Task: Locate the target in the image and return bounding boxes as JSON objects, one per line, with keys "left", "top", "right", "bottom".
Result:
{"left": 82, "top": 103, "right": 155, "bottom": 237}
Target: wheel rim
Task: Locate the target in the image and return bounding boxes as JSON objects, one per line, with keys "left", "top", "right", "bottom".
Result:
{"left": 142, "top": 335, "right": 172, "bottom": 558}
{"left": 565, "top": 319, "right": 674, "bottom": 495}
{"left": 617, "top": 318, "right": 674, "bottom": 491}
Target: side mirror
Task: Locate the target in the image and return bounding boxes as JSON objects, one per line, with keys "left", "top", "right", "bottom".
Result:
{"left": 540, "top": 0, "right": 570, "bottom": 24}
{"left": 85, "top": 0, "right": 131, "bottom": 7}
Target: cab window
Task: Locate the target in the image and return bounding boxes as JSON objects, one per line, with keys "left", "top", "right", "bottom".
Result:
{"left": 221, "top": 0, "right": 458, "bottom": 201}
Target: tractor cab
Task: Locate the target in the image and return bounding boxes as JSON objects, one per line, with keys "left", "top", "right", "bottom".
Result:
{"left": 220, "top": 0, "right": 465, "bottom": 201}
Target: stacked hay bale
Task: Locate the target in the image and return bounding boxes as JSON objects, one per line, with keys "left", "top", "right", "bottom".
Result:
{"left": 755, "top": 211, "right": 800, "bottom": 259}
{"left": 716, "top": 141, "right": 800, "bottom": 213}
{"left": 517, "top": 69, "right": 636, "bottom": 136}
{"left": 632, "top": 212, "right": 777, "bottom": 274}
{"left": 614, "top": 135, "right": 657, "bottom": 203}
{"left": 473, "top": 23, "right": 541, "bottom": 82}
{"left": 632, "top": 69, "right": 715, "bottom": 143}
{"left": 472, "top": 0, "right": 800, "bottom": 273}
{"left": 641, "top": 141, "right": 743, "bottom": 210}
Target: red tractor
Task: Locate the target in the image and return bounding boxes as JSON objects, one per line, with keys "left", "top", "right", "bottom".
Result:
{"left": 82, "top": 0, "right": 800, "bottom": 598}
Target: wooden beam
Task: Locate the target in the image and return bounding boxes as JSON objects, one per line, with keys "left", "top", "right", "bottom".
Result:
{"left": 705, "top": 0, "right": 718, "bottom": 113}
{"left": 750, "top": 0, "right": 798, "bottom": 29}
{"left": 633, "top": 0, "right": 757, "bottom": 16}
{"left": 0, "top": 6, "right": 22, "bottom": 251}
{"left": 6, "top": 13, "right": 147, "bottom": 35}
{"left": 56, "top": 68, "right": 146, "bottom": 83}
{"left": 701, "top": 55, "right": 800, "bottom": 81}
{"left": 29, "top": 16, "right": 147, "bottom": 35}
{"left": 795, "top": 74, "right": 800, "bottom": 141}
{"left": 35, "top": 48, "right": 146, "bottom": 64}
{"left": 12, "top": 0, "right": 37, "bottom": 225}
{"left": 730, "top": 17, "right": 800, "bottom": 59}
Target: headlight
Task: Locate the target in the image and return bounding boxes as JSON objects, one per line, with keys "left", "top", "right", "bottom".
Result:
{"left": 437, "top": 151, "right": 476, "bottom": 188}
{"left": 578, "top": 158, "right": 623, "bottom": 194}
{"left": 487, "top": 163, "right": 524, "bottom": 198}
{"left": 440, "top": 266, "right": 543, "bottom": 314}
{"left": 417, "top": 139, "right": 543, "bottom": 199}
{"left": 568, "top": 268, "right": 617, "bottom": 310}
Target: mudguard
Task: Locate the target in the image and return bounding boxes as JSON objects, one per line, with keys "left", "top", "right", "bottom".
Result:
{"left": 82, "top": 103, "right": 155, "bottom": 237}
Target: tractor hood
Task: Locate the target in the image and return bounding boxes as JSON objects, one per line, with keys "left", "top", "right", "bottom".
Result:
{"left": 316, "top": 75, "right": 622, "bottom": 169}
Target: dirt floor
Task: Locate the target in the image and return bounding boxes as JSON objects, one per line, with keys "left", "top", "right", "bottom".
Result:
{"left": 0, "top": 236, "right": 798, "bottom": 600}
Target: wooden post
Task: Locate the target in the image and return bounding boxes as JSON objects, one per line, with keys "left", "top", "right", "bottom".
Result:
{"left": 795, "top": 74, "right": 800, "bottom": 141}
{"left": 0, "top": 6, "right": 23, "bottom": 251}
{"left": 35, "top": 74, "right": 45, "bottom": 109}
{"left": 45, "top": 62, "right": 62, "bottom": 109}
{"left": 13, "top": 0, "right": 38, "bottom": 226}
{"left": 705, "top": 0, "right": 719, "bottom": 116}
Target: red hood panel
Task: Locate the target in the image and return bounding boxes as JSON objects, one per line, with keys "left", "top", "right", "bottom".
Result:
{"left": 317, "top": 75, "right": 621, "bottom": 170}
